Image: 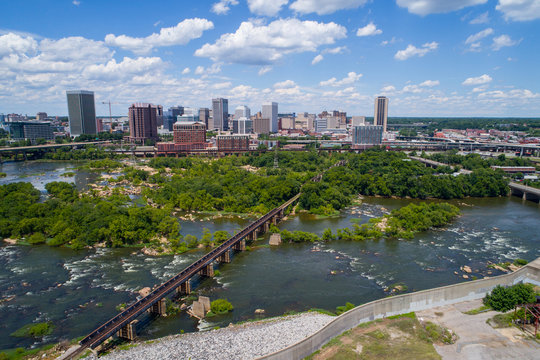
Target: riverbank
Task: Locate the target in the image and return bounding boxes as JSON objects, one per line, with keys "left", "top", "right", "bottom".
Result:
{"left": 93, "top": 312, "right": 333, "bottom": 360}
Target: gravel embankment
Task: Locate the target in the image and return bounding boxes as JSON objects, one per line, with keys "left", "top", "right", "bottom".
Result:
{"left": 97, "top": 312, "right": 333, "bottom": 360}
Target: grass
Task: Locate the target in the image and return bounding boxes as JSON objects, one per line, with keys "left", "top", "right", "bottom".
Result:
{"left": 464, "top": 305, "right": 491, "bottom": 315}
{"left": 10, "top": 322, "right": 54, "bottom": 338}
{"left": 0, "top": 344, "right": 55, "bottom": 360}
{"left": 487, "top": 313, "right": 515, "bottom": 328}
{"left": 307, "top": 313, "right": 448, "bottom": 360}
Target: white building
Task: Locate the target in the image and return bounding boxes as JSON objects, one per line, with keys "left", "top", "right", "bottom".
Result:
{"left": 234, "top": 105, "right": 251, "bottom": 120}
{"left": 262, "top": 102, "right": 278, "bottom": 133}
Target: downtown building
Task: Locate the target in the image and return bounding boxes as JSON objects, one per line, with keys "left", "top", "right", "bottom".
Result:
{"left": 212, "top": 98, "right": 229, "bottom": 131}
{"left": 66, "top": 90, "right": 96, "bottom": 136}
{"left": 157, "top": 121, "right": 206, "bottom": 153}
{"left": 9, "top": 121, "right": 54, "bottom": 142}
{"left": 199, "top": 108, "right": 210, "bottom": 130}
{"left": 374, "top": 96, "right": 389, "bottom": 133}
{"left": 216, "top": 134, "right": 250, "bottom": 151}
{"left": 128, "top": 103, "right": 160, "bottom": 143}
{"left": 352, "top": 125, "right": 383, "bottom": 147}
{"left": 262, "top": 102, "right": 278, "bottom": 133}
{"left": 232, "top": 117, "right": 253, "bottom": 134}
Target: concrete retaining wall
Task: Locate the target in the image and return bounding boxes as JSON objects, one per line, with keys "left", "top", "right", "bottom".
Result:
{"left": 259, "top": 258, "right": 540, "bottom": 360}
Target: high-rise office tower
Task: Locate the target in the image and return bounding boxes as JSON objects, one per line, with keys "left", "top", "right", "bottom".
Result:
{"left": 212, "top": 98, "right": 229, "bottom": 131}
{"left": 199, "top": 108, "right": 210, "bottom": 129}
{"left": 128, "top": 103, "right": 159, "bottom": 142}
{"left": 262, "top": 102, "right": 278, "bottom": 133}
{"left": 374, "top": 96, "right": 388, "bottom": 133}
{"left": 234, "top": 105, "right": 251, "bottom": 120}
{"left": 66, "top": 90, "right": 96, "bottom": 136}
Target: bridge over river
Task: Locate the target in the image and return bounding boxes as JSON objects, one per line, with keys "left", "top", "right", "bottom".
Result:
{"left": 60, "top": 160, "right": 346, "bottom": 359}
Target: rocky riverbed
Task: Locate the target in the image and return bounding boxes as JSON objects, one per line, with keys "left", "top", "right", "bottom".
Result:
{"left": 95, "top": 312, "right": 333, "bottom": 360}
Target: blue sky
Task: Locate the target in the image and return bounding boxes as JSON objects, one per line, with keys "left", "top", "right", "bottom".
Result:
{"left": 0, "top": 0, "right": 539, "bottom": 117}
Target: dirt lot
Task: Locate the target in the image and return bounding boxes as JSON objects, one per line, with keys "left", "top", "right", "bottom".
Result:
{"left": 310, "top": 313, "right": 444, "bottom": 360}
{"left": 417, "top": 299, "right": 540, "bottom": 360}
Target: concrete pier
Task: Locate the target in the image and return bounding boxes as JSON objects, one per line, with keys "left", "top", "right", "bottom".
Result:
{"left": 117, "top": 320, "right": 138, "bottom": 341}
{"left": 198, "top": 263, "right": 214, "bottom": 277}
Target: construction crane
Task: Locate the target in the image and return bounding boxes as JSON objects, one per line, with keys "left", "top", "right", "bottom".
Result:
{"left": 101, "top": 100, "right": 119, "bottom": 133}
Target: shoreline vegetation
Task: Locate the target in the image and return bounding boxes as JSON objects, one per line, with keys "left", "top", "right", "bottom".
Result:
{"left": 271, "top": 202, "right": 460, "bottom": 243}
{"left": 0, "top": 149, "right": 508, "bottom": 252}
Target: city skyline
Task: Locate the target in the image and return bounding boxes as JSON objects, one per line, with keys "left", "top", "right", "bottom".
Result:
{"left": 0, "top": 1, "right": 539, "bottom": 117}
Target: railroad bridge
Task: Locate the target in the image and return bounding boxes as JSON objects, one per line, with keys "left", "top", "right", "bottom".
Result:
{"left": 60, "top": 160, "right": 347, "bottom": 359}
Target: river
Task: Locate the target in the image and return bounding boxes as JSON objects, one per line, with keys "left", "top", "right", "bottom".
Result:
{"left": 0, "top": 161, "right": 538, "bottom": 351}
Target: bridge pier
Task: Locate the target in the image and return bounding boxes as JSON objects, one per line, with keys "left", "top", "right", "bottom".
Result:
{"left": 148, "top": 298, "right": 167, "bottom": 316}
{"left": 233, "top": 239, "right": 246, "bottom": 251}
{"left": 117, "top": 320, "right": 138, "bottom": 341}
{"left": 198, "top": 263, "right": 214, "bottom": 277}
{"left": 217, "top": 250, "right": 231, "bottom": 263}
{"left": 176, "top": 281, "right": 191, "bottom": 296}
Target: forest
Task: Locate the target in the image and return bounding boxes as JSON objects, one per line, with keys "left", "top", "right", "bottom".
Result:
{"left": 139, "top": 149, "right": 509, "bottom": 216}
{"left": 0, "top": 149, "right": 510, "bottom": 248}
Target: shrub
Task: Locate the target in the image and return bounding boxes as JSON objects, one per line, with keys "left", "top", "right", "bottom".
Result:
{"left": 210, "top": 299, "right": 233, "bottom": 315}
{"left": 27, "top": 232, "right": 46, "bottom": 245}
{"left": 514, "top": 259, "right": 528, "bottom": 266}
{"left": 483, "top": 283, "right": 536, "bottom": 312}
{"left": 483, "top": 285, "right": 516, "bottom": 312}
{"left": 336, "top": 302, "right": 355, "bottom": 315}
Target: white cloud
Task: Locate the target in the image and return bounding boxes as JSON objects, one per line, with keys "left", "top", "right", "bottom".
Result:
{"left": 356, "top": 22, "right": 382, "bottom": 37}
{"left": 0, "top": 33, "right": 38, "bottom": 57}
{"left": 312, "top": 46, "right": 347, "bottom": 64}
{"left": 462, "top": 74, "right": 492, "bottom": 85}
{"left": 311, "top": 54, "right": 324, "bottom": 64}
{"left": 182, "top": 67, "right": 190, "bottom": 74}
{"left": 420, "top": 80, "right": 440, "bottom": 87}
{"left": 247, "top": 0, "right": 288, "bottom": 16}
{"left": 290, "top": 0, "right": 367, "bottom": 15}
{"left": 82, "top": 57, "right": 164, "bottom": 80}
{"left": 381, "top": 85, "right": 396, "bottom": 92}
{"left": 394, "top": 42, "right": 438, "bottom": 60}
{"left": 324, "top": 46, "right": 347, "bottom": 54}
{"left": 194, "top": 66, "right": 204, "bottom": 75}
{"left": 381, "top": 37, "right": 398, "bottom": 46}
{"left": 195, "top": 19, "right": 347, "bottom": 65}
{"left": 258, "top": 66, "right": 272, "bottom": 75}
{"left": 274, "top": 79, "right": 297, "bottom": 88}
{"left": 212, "top": 0, "right": 239, "bottom": 15}
{"left": 469, "top": 11, "right": 489, "bottom": 24}
{"left": 194, "top": 64, "right": 222, "bottom": 76}
{"left": 320, "top": 71, "right": 362, "bottom": 87}
{"left": 496, "top": 0, "right": 540, "bottom": 21}
{"left": 105, "top": 18, "right": 214, "bottom": 54}
{"left": 492, "top": 34, "right": 519, "bottom": 50}
{"left": 72, "top": 0, "right": 81, "bottom": 6}
{"left": 396, "top": 0, "right": 487, "bottom": 15}
{"left": 402, "top": 84, "right": 423, "bottom": 93}
{"left": 472, "top": 85, "right": 488, "bottom": 92}
{"left": 478, "top": 88, "right": 540, "bottom": 99}
{"left": 465, "top": 28, "right": 493, "bottom": 44}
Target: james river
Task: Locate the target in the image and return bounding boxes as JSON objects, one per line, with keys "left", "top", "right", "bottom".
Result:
{"left": 0, "top": 161, "right": 538, "bottom": 351}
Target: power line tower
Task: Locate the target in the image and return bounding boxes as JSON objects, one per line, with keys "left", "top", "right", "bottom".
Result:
{"left": 273, "top": 143, "right": 279, "bottom": 169}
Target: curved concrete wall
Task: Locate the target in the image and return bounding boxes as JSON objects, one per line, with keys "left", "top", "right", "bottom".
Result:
{"left": 259, "top": 258, "right": 540, "bottom": 360}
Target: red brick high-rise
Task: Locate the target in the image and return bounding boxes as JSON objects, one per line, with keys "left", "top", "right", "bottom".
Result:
{"left": 128, "top": 103, "right": 160, "bottom": 143}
